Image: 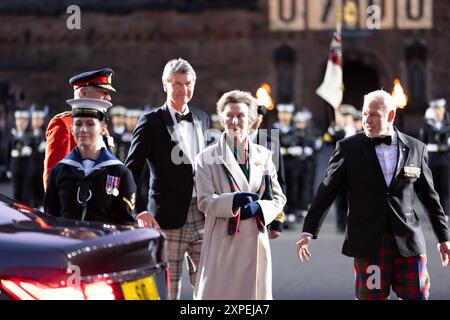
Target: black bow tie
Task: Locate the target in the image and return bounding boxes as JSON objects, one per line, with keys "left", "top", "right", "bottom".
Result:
{"left": 371, "top": 135, "right": 392, "bottom": 146}
{"left": 175, "top": 112, "right": 193, "bottom": 123}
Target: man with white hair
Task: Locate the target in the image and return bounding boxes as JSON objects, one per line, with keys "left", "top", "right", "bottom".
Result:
{"left": 296, "top": 90, "right": 450, "bottom": 300}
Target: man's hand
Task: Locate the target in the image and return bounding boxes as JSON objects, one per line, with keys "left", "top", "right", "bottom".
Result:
{"left": 136, "top": 211, "right": 160, "bottom": 229}
{"left": 296, "top": 234, "right": 312, "bottom": 263}
{"left": 437, "top": 241, "right": 450, "bottom": 267}
{"left": 269, "top": 230, "right": 281, "bottom": 240}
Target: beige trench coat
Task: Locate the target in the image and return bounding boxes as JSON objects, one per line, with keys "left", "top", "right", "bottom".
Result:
{"left": 193, "top": 133, "right": 286, "bottom": 300}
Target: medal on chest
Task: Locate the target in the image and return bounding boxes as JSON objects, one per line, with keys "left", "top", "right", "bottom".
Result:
{"left": 106, "top": 175, "right": 120, "bottom": 196}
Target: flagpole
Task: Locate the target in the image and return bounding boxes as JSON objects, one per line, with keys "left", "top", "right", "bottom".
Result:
{"left": 315, "top": 5, "right": 344, "bottom": 130}
{"left": 334, "top": 7, "right": 343, "bottom": 129}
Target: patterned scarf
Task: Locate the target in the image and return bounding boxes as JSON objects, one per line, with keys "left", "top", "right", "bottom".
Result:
{"left": 224, "top": 140, "right": 273, "bottom": 236}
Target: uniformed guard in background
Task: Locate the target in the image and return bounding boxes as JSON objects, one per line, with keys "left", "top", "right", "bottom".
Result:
{"left": 322, "top": 104, "right": 359, "bottom": 232}
{"left": 207, "top": 113, "right": 223, "bottom": 146}
{"left": 109, "top": 105, "right": 127, "bottom": 160}
{"left": 420, "top": 98, "right": 450, "bottom": 221}
{"left": 109, "top": 105, "right": 127, "bottom": 162}
{"left": 121, "top": 108, "right": 149, "bottom": 211}
{"left": 6, "top": 110, "right": 32, "bottom": 203}
{"left": 111, "top": 108, "right": 142, "bottom": 162}
{"left": 292, "top": 109, "right": 323, "bottom": 221}
{"left": 273, "top": 102, "right": 297, "bottom": 226}
{"left": 28, "top": 109, "right": 47, "bottom": 209}
{"left": 353, "top": 109, "right": 363, "bottom": 132}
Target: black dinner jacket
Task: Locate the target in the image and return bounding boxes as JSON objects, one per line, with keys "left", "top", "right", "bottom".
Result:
{"left": 302, "top": 130, "right": 449, "bottom": 258}
{"left": 125, "top": 104, "right": 209, "bottom": 229}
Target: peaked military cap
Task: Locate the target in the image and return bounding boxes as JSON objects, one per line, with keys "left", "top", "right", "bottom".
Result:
{"left": 294, "top": 110, "right": 312, "bottom": 122}
{"left": 69, "top": 68, "right": 116, "bottom": 92}
{"left": 14, "top": 110, "right": 30, "bottom": 119}
{"left": 67, "top": 98, "right": 113, "bottom": 121}
{"left": 339, "top": 104, "right": 357, "bottom": 116}
{"left": 31, "top": 110, "right": 47, "bottom": 118}
{"left": 429, "top": 98, "right": 446, "bottom": 109}
{"left": 110, "top": 105, "right": 127, "bottom": 117}
{"left": 126, "top": 109, "right": 143, "bottom": 118}
{"left": 276, "top": 103, "right": 295, "bottom": 113}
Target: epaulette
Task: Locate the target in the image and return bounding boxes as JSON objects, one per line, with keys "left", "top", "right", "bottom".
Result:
{"left": 55, "top": 111, "right": 72, "bottom": 118}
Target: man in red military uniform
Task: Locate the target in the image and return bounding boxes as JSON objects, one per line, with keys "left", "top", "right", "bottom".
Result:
{"left": 43, "top": 68, "right": 116, "bottom": 189}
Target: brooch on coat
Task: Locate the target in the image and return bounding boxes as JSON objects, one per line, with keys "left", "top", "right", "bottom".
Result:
{"left": 404, "top": 166, "right": 421, "bottom": 178}
{"left": 106, "top": 175, "right": 120, "bottom": 196}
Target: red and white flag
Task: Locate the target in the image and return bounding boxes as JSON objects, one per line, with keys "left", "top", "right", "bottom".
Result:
{"left": 316, "top": 26, "right": 343, "bottom": 109}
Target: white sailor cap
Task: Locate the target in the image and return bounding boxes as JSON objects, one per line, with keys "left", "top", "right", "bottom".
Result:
{"left": 126, "top": 109, "right": 143, "bottom": 118}
{"left": 352, "top": 110, "right": 362, "bottom": 120}
{"left": 276, "top": 103, "right": 295, "bottom": 113}
{"left": 66, "top": 98, "right": 112, "bottom": 121}
{"left": 424, "top": 107, "right": 435, "bottom": 120}
{"left": 339, "top": 104, "right": 357, "bottom": 116}
{"left": 14, "top": 110, "right": 30, "bottom": 119}
{"left": 110, "top": 105, "right": 127, "bottom": 116}
{"left": 31, "top": 110, "right": 46, "bottom": 118}
{"left": 210, "top": 113, "right": 220, "bottom": 122}
{"left": 294, "top": 110, "right": 312, "bottom": 122}
{"left": 430, "top": 98, "right": 446, "bottom": 109}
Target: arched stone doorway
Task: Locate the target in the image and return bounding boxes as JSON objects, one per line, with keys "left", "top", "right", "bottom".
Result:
{"left": 343, "top": 60, "right": 380, "bottom": 109}
{"left": 274, "top": 44, "right": 296, "bottom": 104}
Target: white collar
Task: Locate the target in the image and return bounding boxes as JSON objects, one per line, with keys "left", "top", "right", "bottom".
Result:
{"left": 167, "top": 103, "right": 190, "bottom": 125}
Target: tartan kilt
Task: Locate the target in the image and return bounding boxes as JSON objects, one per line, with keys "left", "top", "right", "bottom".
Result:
{"left": 354, "top": 234, "right": 430, "bottom": 300}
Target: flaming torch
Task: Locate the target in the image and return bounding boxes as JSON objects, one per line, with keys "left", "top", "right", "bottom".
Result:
{"left": 391, "top": 78, "right": 408, "bottom": 109}
{"left": 256, "top": 83, "right": 274, "bottom": 110}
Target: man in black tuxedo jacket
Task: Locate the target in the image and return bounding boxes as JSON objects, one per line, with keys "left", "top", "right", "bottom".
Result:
{"left": 125, "top": 58, "right": 209, "bottom": 299}
{"left": 296, "top": 90, "right": 450, "bottom": 300}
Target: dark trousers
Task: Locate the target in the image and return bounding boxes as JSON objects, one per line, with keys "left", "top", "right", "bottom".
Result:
{"left": 11, "top": 160, "right": 29, "bottom": 203}
{"left": 29, "top": 170, "right": 44, "bottom": 208}
{"left": 296, "top": 159, "right": 316, "bottom": 211}
{"left": 430, "top": 165, "right": 450, "bottom": 216}
{"left": 284, "top": 157, "right": 299, "bottom": 214}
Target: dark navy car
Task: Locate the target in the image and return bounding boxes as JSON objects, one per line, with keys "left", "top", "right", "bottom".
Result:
{"left": 0, "top": 194, "right": 168, "bottom": 300}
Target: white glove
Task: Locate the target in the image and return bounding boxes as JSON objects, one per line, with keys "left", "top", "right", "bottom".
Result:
{"left": 427, "top": 144, "right": 438, "bottom": 152}
{"left": 288, "top": 146, "right": 303, "bottom": 157}
{"left": 304, "top": 146, "right": 313, "bottom": 156}
{"left": 38, "top": 141, "right": 46, "bottom": 153}
{"left": 22, "top": 146, "right": 32, "bottom": 156}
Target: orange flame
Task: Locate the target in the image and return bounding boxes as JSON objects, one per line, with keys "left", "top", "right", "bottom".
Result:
{"left": 256, "top": 83, "right": 274, "bottom": 110}
{"left": 391, "top": 79, "right": 408, "bottom": 109}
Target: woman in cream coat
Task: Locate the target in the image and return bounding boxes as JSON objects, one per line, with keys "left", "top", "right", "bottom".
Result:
{"left": 194, "top": 90, "right": 286, "bottom": 300}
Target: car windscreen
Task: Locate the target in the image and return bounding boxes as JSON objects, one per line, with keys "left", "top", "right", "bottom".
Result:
{"left": 0, "top": 202, "right": 33, "bottom": 225}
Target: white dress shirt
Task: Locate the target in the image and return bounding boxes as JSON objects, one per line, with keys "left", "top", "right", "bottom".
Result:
{"left": 374, "top": 131, "right": 398, "bottom": 187}
{"left": 167, "top": 104, "right": 199, "bottom": 196}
